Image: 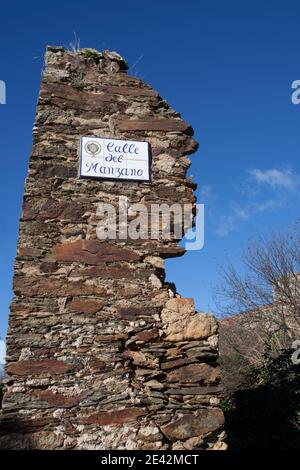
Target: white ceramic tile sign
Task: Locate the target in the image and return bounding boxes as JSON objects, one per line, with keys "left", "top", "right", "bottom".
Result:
{"left": 80, "top": 136, "right": 151, "bottom": 182}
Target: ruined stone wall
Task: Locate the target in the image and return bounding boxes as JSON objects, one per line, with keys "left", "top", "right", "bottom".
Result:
{"left": 0, "top": 46, "right": 225, "bottom": 450}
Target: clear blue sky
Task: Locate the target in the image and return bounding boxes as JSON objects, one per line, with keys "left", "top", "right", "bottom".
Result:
{"left": 1, "top": 0, "right": 300, "bottom": 344}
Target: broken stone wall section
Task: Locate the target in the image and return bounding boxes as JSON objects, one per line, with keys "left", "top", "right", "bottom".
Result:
{"left": 0, "top": 45, "right": 226, "bottom": 450}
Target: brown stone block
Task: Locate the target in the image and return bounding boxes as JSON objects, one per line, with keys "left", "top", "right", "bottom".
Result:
{"left": 22, "top": 199, "right": 86, "bottom": 222}
{"left": 82, "top": 407, "right": 147, "bottom": 426}
{"left": 40, "top": 83, "right": 112, "bottom": 111}
{"left": 166, "top": 363, "right": 221, "bottom": 385}
{"left": 165, "top": 386, "right": 222, "bottom": 395}
{"left": 113, "top": 117, "right": 193, "bottom": 134}
{"left": 52, "top": 240, "right": 140, "bottom": 264}
{"left": 18, "top": 247, "right": 41, "bottom": 258}
{"left": 68, "top": 299, "right": 105, "bottom": 314}
{"left": 123, "top": 350, "right": 158, "bottom": 368}
{"left": 40, "top": 200, "right": 86, "bottom": 221}
{"left": 161, "top": 408, "right": 224, "bottom": 440}
{"left": 131, "top": 328, "right": 159, "bottom": 343}
{"left": 31, "top": 389, "right": 85, "bottom": 408}
{"left": 13, "top": 276, "right": 107, "bottom": 297}
{"left": 7, "top": 359, "right": 81, "bottom": 376}
{"left": 71, "top": 265, "right": 153, "bottom": 280}
{"left": 88, "top": 358, "right": 107, "bottom": 370}
{"left": 161, "top": 357, "right": 197, "bottom": 370}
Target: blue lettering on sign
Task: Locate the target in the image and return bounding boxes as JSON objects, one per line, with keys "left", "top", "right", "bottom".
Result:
{"left": 105, "top": 154, "right": 124, "bottom": 163}
{"left": 86, "top": 162, "right": 99, "bottom": 173}
{"left": 106, "top": 141, "right": 140, "bottom": 156}
{"left": 85, "top": 160, "right": 144, "bottom": 179}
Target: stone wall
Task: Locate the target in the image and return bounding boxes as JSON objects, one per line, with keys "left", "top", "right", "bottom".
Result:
{"left": 0, "top": 46, "right": 226, "bottom": 450}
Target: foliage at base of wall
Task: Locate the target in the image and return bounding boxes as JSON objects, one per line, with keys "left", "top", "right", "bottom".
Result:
{"left": 221, "top": 349, "right": 300, "bottom": 450}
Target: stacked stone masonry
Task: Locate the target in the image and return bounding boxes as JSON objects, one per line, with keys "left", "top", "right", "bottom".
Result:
{"left": 0, "top": 46, "right": 226, "bottom": 450}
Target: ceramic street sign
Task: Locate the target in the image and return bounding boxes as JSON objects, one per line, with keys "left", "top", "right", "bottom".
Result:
{"left": 80, "top": 136, "right": 151, "bottom": 182}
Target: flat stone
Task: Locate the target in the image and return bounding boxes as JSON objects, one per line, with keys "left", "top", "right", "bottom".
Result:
{"left": 98, "top": 85, "right": 158, "bottom": 98}
{"left": 68, "top": 299, "right": 106, "bottom": 314}
{"left": 130, "top": 328, "right": 159, "bottom": 343}
{"left": 117, "top": 306, "right": 159, "bottom": 320}
{"left": 161, "top": 408, "right": 224, "bottom": 440}
{"left": 31, "top": 389, "right": 85, "bottom": 408}
{"left": 7, "top": 359, "right": 81, "bottom": 376}
{"left": 18, "top": 247, "right": 41, "bottom": 258}
{"left": 22, "top": 200, "right": 86, "bottom": 222}
{"left": 88, "top": 358, "right": 107, "bottom": 370}
{"left": 166, "top": 363, "right": 220, "bottom": 385}
{"left": 82, "top": 407, "right": 147, "bottom": 425}
{"left": 41, "top": 82, "right": 113, "bottom": 111}
{"left": 13, "top": 276, "right": 107, "bottom": 297}
{"left": 165, "top": 386, "right": 222, "bottom": 395}
{"left": 52, "top": 240, "right": 140, "bottom": 264}
{"left": 161, "top": 357, "right": 197, "bottom": 370}
{"left": 113, "top": 117, "right": 193, "bottom": 134}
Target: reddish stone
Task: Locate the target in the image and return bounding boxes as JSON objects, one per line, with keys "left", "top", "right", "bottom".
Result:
{"left": 18, "top": 247, "right": 41, "bottom": 258}
{"left": 13, "top": 276, "right": 107, "bottom": 297}
{"left": 166, "top": 363, "right": 220, "bottom": 385}
{"left": 131, "top": 328, "right": 159, "bottom": 343}
{"left": 68, "top": 299, "right": 105, "bottom": 314}
{"left": 41, "top": 83, "right": 112, "bottom": 111}
{"left": 40, "top": 200, "right": 86, "bottom": 222}
{"left": 7, "top": 360, "right": 81, "bottom": 376}
{"left": 22, "top": 200, "right": 86, "bottom": 222}
{"left": 71, "top": 265, "right": 152, "bottom": 280}
{"left": 31, "top": 390, "right": 85, "bottom": 407}
{"left": 82, "top": 408, "right": 147, "bottom": 425}
{"left": 52, "top": 240, "right": 140, "bottom": 264}
{"left": 161, "top": 408, "right": 224, "bottom": 440}
{"left": 114, "top": 117, "right": 193, "bottom": 134}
